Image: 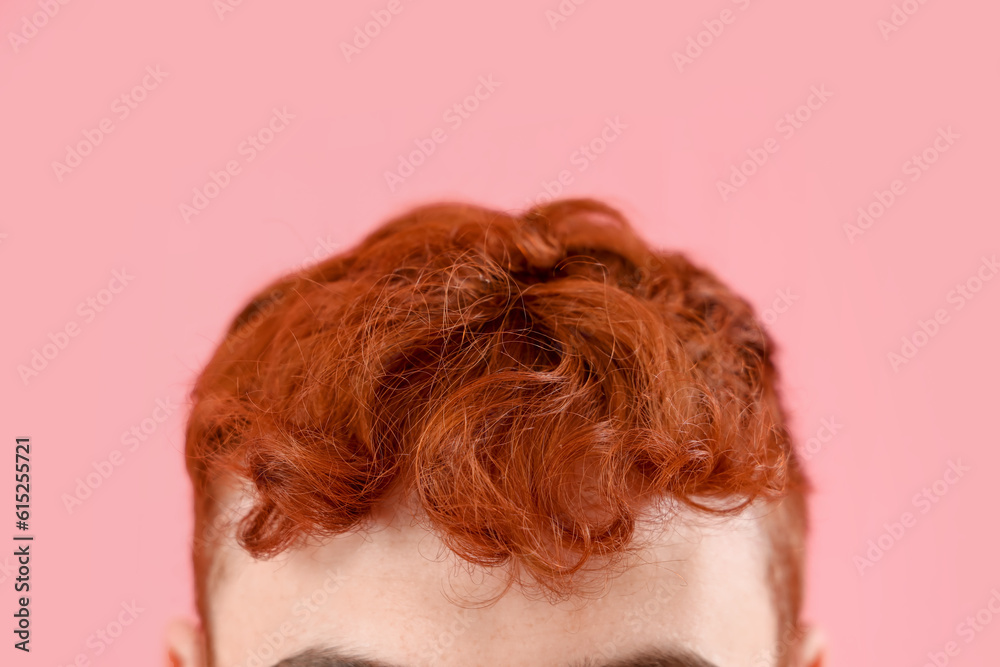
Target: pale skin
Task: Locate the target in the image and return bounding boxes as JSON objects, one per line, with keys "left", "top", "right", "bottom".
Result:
{"left": 166, "top": 486, "right": 826, "bottom": 667}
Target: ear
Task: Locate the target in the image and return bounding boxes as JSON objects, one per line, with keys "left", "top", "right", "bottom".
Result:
{"left": 793, "top": 624, "right": 827, "bottom": 667}
{"left": 165, "top": 616, "right": 208, "bottom": 667}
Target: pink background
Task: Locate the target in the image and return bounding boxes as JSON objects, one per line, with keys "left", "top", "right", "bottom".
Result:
{"left": 2, "top": 0, "right": 999, "bottom": 664}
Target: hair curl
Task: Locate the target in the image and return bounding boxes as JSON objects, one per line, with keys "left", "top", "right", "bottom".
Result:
{"left": 185, "top": 198, "right": 808, "bottom": 625}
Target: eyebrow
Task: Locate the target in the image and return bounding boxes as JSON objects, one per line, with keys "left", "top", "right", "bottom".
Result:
{"left": 269, "top": 645, "right": 721, "bottom": 667}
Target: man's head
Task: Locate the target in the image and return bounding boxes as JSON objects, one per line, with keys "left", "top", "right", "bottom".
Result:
{"left": 168, "top": 199, "right": 824, "bottom": 667}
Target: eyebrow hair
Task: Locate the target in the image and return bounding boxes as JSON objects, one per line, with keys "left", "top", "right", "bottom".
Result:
{"left": 269, "top": 646, "right": 721, "bottom": 667}
{"left": 570, "top": 648, "right": 720, "bottom": 667}
{"left": 270, "top": 647, "right": 396, "bottom": 667}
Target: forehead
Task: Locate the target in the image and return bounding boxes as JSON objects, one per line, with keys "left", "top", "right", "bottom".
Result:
{"left": 203, "top": 489, "right": 778, "bottom": 667}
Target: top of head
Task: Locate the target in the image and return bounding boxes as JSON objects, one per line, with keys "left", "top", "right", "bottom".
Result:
{"left": 183, "top": 197, "right": 808, "bottom": 629}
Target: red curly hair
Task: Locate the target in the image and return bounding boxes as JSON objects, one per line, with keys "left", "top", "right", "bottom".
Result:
{"left": 185, "top": 198, "right": 808, "bottom": 639}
